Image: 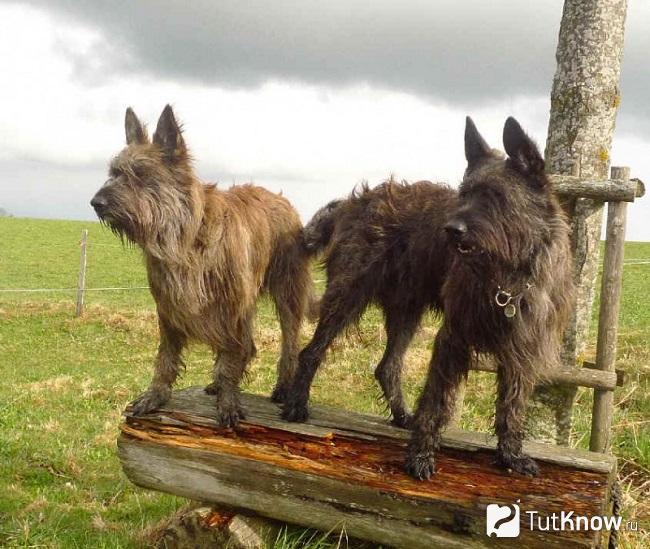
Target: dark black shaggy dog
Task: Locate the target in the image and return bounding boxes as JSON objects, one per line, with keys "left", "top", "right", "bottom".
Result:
{"left": 283, "top": 117, "right": 575, "bottom": 479}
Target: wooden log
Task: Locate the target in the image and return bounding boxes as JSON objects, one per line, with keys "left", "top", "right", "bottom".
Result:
{"left": 118, "top": 387, "right": 617, "bottom": 549}
{"left": 471, "top": 361, "right": 618, "bottom": 391}
{"left": 548, "top": 174, "right": 643, "bottom": 202}
{"left": 589, "top": 167, "right": 629, "bottom": 453}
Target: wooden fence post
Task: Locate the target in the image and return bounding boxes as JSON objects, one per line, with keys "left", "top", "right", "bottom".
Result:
{"left": 589, "top": 167, "right": 629, "bottom": 453}
{"left": 76, "top": 229, "right": 88, "bottom": 317}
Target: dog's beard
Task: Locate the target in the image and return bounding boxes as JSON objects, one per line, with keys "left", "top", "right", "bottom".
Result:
{"left": 99, "top": 216, "right": 138, "bottom": 247}
{"left": 449, "top": 236, "right": 511, "bottom": 281}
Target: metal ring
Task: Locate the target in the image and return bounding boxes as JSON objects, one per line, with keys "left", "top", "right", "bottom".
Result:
{"left": 495, "top": 290, "right": 512, "bottom": 307}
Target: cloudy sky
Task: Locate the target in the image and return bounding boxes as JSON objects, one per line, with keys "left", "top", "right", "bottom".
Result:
{"left": 0, "top": 1, "right": 648, "bottom": 240}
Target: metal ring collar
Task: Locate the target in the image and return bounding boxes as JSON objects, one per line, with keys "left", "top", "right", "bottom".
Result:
{"left": 495, "top": 289, "right": 512, "bottom": 307}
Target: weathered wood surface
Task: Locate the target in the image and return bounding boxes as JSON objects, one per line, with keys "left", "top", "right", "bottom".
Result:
{"left": 471, "top": 360, "right": 619, "bottom": 391}
{"left": 582, "top": 361, "right": 627, "bottom": 388}
{"left": 140, "top": 503, "right": 275, "bottom": 549}
{"left": 590, "top": 167, "right": 629, "bottom": 453}
{"left": 119, "top": 387, "right": 617, "bottom": 549}
{"left": 549, "top": 174, "right": 644, "bottom": 202}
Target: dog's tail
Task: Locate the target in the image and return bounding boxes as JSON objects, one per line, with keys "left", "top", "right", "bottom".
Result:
{"left": 301, "top": 199, "right": 343, "bottom": 321}
{"left": 303, "top": 199, "right": 343, "bottom": 255}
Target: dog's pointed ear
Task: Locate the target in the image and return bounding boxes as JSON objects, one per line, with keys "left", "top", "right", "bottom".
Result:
{"left": 153, "top": 105, "right": 186, "bottom": 162}
{"left": 503, "top": 117, "right": 545, "bottom": 177}
{"left": 465, "top": 116, "right": 492, "bottom": 170}
{"left": 125, "top": 107, "right": 148, "bottom": 145}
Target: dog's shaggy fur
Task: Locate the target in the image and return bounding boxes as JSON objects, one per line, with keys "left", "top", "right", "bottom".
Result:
{"left": 91, "top": 105, "right": 313, "bottom": 426}
{"left": 282, "top": 117, "right": 574, "bottom": 479}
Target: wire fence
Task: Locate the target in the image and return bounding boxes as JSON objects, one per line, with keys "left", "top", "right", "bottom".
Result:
{"left": 0, "top": 287, "right": 149, "bottom": 293}
{"left": 0, "top": 229, "right": 151, "bottom": 316}
{"left": 0, "top": 229, "right": 648, "bottom": 317}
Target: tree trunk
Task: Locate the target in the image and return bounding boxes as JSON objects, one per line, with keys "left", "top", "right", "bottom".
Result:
{"left": 529, "top": 0, "right": 628, "bottom": 445}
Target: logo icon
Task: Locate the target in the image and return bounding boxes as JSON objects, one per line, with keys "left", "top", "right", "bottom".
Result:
{"left": 486, "top": 503, "right": 520, "bottom": 537}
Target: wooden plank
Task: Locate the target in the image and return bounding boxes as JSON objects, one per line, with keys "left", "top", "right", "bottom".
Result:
{"left": 471, "top": 361, "right": 618, "bottom": 391}
{"left": 590, "top": 167, "right": 629, "bottom": 453}
{"left": 119, "top": 387, "right": 616, "bottom": 549}
{"left": 549, "top": 174, "right": 643, "bottom": 202}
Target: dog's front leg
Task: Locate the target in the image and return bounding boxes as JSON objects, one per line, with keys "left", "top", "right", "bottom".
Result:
{"left": 405, "top": 324, "right": 469, "bottom": 480}
{"left": 206, "top": 315, "right": 256, "bottom": 428}
{"left": 131, "top": 318, "right": 186, "bottom": 415}
{"left": 206, "top": 348, "right": 251, "bottom": 428}
{"left": 494, "top": 356, "right": 539, "bottom": 476}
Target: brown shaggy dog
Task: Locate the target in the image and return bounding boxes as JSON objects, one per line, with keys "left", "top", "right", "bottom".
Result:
{"left": 91, "top": 105, "right": 313, "bottom": 426}
{"left": 282, "top": 117, "right": 574, "bottom": 479}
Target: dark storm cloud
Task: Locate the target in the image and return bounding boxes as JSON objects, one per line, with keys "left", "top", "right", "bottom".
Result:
{"left": 13, "top": 0, "right": 650, "bottom": 136}
{"left": 19, "top": 1, "right": 562, "bottom": 98}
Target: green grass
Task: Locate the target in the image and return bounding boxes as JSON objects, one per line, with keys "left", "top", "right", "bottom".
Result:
{"left": 0, "top": 216, "right": 648, "bottom": 548}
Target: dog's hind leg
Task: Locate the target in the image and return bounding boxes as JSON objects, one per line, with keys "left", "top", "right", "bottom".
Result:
{"left": 282, "top": 274, "right": 372, "bottom": 423}
{"left": 267, "top": 243, "right": 311, "bottom": 403}
{"left": 271, "top": 298, "right": 303, "bottom": 403}
{"left": 374, "top": 306, "right": 423, "bottom": 428}
{"left": 131, "top": 318, "right": 186, "bottom": 415}
{"left": 405, "top": 323, "right": 469, "bottom": 480}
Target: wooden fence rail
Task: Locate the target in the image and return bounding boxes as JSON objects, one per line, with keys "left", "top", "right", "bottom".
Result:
{"left": 471, "top": 361, "right": 620, "bottom": 391}
{"left": 550, "top": 173, "right": 644, "bottom": 202}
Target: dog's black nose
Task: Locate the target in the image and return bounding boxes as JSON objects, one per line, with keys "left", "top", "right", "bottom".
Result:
{"left": 444, "top": 219, "right": 467, "bottom": 237}
{"left": 90, "top": 195, "right": 107, "bottom": 211}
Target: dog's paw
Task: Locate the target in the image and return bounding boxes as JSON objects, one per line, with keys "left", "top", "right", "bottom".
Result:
{"left": 215, "top": 401, "right": 245, "bottom": 428}
{"left": 204, "top": 382, "right": 219, "bottom": 395}
{"left": 130, "top": 387, "right": 170, "bottom": 415}
{"left": 405, "top": 451, "right": 436, "bottom": 480}
{"left": 281, "top": 398, "right": 309, "bottom": 423}
{"left": 270, "top": 383, "right": 290, "bottom": 404}
{"left": 391, "top": 411, "right": 414, "bottom": 429}
{"left": 496, "top": 453, "right": 539, "bottom": 477}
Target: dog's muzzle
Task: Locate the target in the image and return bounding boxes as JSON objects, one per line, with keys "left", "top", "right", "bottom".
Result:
{"left": 90, "top": 193, "right": 108, "bottom": 216}
{"left": 444, "top": 219, "right": 477, "bottom": 255}
{"left": 444, "top": 219, "right": 467, "bottom": 237}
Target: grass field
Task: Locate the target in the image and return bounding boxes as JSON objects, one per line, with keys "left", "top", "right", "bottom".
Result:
{"left": 0, "top": 216, "right": 648, "bottom": 548}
